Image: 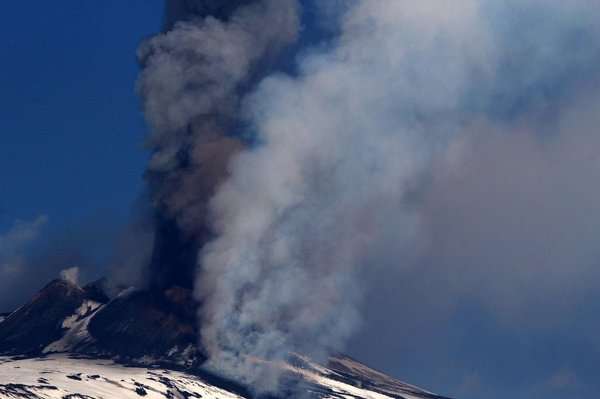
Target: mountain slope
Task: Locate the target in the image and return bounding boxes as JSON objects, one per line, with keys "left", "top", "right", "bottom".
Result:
{"left": 0, "top": 280, "right": 452, "bottom": 399}
{"left": 0, "top": 280, "right": 202, "bottom": 367}
{"left": 0, "top": 354, "right": 449, "bottom": 399}
{"left": 0, "top": 280, "right": 91, "bottom": 355}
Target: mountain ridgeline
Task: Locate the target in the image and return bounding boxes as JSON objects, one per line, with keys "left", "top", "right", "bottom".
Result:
{"left": 0, "top": 278, "right": 453, "bottom": 399}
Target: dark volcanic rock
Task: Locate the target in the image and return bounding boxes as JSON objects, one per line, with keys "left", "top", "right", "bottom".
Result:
{"left": 86, "top": 286, "right": 202, "bottom": 362}
{"left": 66, "top": 374, "right": 82, "bottom": 381}
{"left": 0, "top": 279, "right": 87, "bottom": 355}
{"left": 82, "top": 279, "right": 111, "bottom": 304}
{"left": 0, "top": 276, "right": 203, "bottom": 365}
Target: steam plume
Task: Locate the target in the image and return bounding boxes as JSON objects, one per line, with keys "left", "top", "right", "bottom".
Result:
{"left": 60, "top": 266, "right": 80, "bottom": 286}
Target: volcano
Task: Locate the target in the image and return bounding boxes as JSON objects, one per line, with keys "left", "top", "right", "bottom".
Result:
{"left": 0, "top": 278, "right": 452, "bottom": 399}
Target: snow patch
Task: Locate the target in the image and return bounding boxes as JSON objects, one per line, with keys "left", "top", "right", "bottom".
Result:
{"left": 43, "top": 301, "right": 103, "bottom": 354}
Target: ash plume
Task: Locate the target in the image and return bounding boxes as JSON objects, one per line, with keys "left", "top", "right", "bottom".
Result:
{"left": 122, "top": 0, "right": 600, "bottom": 395}
{"left": 134, "top": 0, "right": 300, "bottom": 291}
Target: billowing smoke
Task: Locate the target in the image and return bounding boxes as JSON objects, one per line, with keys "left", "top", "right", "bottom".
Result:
{"left": 133, "top": 0, "right": 300, "bottom": 291}
{"left": 195, "top": 1, "right": 492, "bottom": 389}
{"left": 129, "top": 0, "right": 600, "bottom": 394}
{"left": 194, "top": 0, "right": 599, "bottom": 391}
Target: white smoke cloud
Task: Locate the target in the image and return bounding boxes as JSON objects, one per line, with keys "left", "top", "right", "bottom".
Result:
{"left": 60, "top": 266, "right": 80, "bottom": 286}
{"left": 193, "top": 0, "right": 600, "bottom": 393}
{"left": 195, "top": 0, "right": 493, "bottom": 390}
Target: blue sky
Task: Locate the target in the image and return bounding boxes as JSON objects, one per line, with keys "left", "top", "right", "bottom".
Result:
{"left": 0, "top": 1, "right": 162, "bottom": 234}
{"left": 1, "top": 2, "right": 599, "bottom": 399}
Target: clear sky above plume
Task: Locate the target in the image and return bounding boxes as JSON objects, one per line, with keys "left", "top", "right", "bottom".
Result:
{"left": 1, "top": 2, "right": 599, "bottom": 399}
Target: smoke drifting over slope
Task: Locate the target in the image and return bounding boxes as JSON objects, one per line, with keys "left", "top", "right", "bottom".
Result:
{"left": 126, "top": 0, "right": 600, "bottom": 394}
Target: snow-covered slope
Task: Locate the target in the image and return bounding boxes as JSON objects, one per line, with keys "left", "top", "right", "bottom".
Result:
{"left": 42, "top": 300, "right": 102, "bottom": 354}
{"left": 0, "top": 354, "right": 448, "bottom": 399}
{"left": 0, "top": 355, "right": 240, "bottom": 399}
